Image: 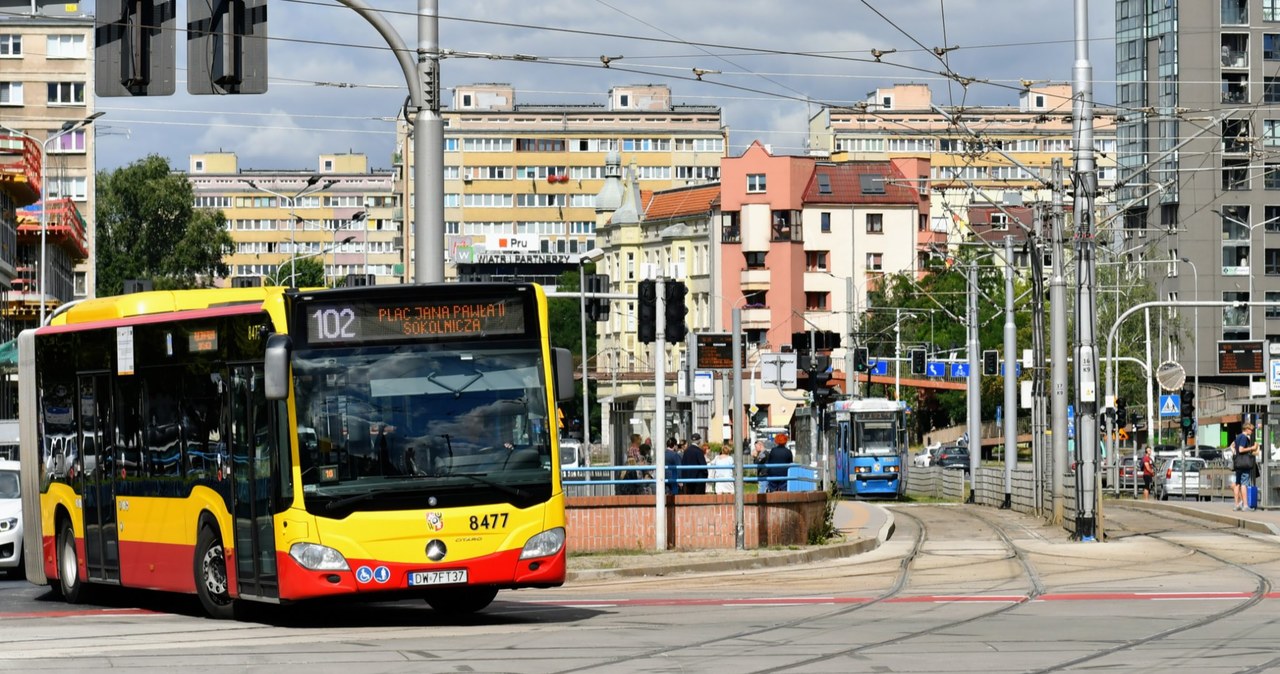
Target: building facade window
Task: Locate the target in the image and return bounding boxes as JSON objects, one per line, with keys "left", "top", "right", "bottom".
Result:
{"left": 805, "top": 292, "right": 829, "bottom": 311}
{"left": 46, "top": 81, "right": 85, "bottom": 105}
{"left": 0, "top": 34, "right": 21, "bottom": 57}
{"left": 990, "top": 213, "right": 1009, "bottom": 230}
{"left": 805, "top": 251, "right": 828, "bottom": 271}
{"left": 45, "top": 34, "right": 86, "bottom": 58}
{"left": 745, "top": 251, "right": 766, "bottom": 269}
{"left": 866, "top": 213, "right": 883, "bottom": 233}
{"left": 866, "top": 252, "right": 883, "bottom": 271}
{"left": 747, "top": 173, "right": 766, "bottom": 193}
{"left": 821, "top": 211, "right": 831, "bottom": 232}
{"left": 49, "top": 129, "right": 87, "bottom": 153}
{"left": 0, "top": 82, "right": 22, "bottom": 105}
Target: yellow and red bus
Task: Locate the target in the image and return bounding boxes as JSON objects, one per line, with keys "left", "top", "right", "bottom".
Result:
{"left": 19, "top": 283, "right": 574, "bottom": 618}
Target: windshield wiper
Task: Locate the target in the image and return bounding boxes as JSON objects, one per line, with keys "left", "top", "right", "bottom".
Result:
{"left": 324, "top": 487, "right": 405, "bottom": 512}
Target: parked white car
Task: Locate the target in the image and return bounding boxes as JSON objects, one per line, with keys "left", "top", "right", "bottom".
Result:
{"left": 0, "top": 459, "right": 21, "bottom": 578}
{"left": 1154, "top": 457, "right": 1208, "bottom": 501}
{"left": 913, "top": 443, "right": 941, "bottom": 467}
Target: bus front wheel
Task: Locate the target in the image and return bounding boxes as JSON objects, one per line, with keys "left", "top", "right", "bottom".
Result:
{"left": 55, "top": 518, "right": 84, "bottom": 603}
{"left": 425, "top": 586, "right": 498, "bottom": 615}
{"left": 194, "top": 525, "right": 239, "bottom": 620}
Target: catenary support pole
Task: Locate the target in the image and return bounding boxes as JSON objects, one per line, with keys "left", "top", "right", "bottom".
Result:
{"left": 732, "top": 308, "right": 745, "bottom": 549}
{"left": 967, "top": 261, "right": 981, "bottom": 500}
{"left": 1002, "top": 235, "right": 1016, "bottom": 509}
{"left": 1050, "top": 159, "right": 1067, "bottom": 523}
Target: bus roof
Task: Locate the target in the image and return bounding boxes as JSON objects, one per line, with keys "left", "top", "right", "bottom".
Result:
{"left": 51, "top": 287, "right": 289, "bottom": 326}
{"left": 831, "top": 398, "right": 907, "bottom": 413}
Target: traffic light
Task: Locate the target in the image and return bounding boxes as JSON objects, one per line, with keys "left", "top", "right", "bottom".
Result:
{"left": 585, "top": 274, "right": 610, "bottom": 322}
{"left": 982, "top": 350, "right": 998, "bottom": 376}
{"left": 810, "top": 355, "right": 834, "bottom": 403}
{"left": 910, "top": 348, "right": 926, "bottom": 375}
{"left": 853, "top": 347, "right": 870, "bottom": 373}
{"left": 1180, "top": 388, "right": 1195, "bottom": 436}
{"left": 1115, "top": 398, "right": 1128, "bottom": 430}
{"left": 637, "top": 279, "right": 657, "bottom": 343}
{"left": 663, "top": 280, "right": 688, "bottom": 342}
{"left": 95, "top": 0, "right": 178, "bottom": 97}
{"left": 187, "top": 0, "right": 270, "bottom": 95}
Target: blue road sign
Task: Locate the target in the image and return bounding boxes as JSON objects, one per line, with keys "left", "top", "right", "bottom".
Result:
{"left": 1068, "top": 404, "right": 1074, "bottom": 419}
{"left": 1159, "top": 394, "right": 1181, "bottom": 418}
{"left": 926, "top": 361, "right": 945, "bottom": 377}
{"left": 870, "top": 360, "right": 888, "bottom": 375}
{"left": 950, "top": 362, "right": 970, "bottom": 377}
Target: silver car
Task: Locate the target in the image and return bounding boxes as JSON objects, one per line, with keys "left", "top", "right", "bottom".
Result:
{"left": 1154, "top": 457, "right": 1208, "bottom": 501}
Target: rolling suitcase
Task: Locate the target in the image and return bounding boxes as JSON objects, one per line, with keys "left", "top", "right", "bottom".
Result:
{"left": 1248, "top": 484, "right": 1259, "bottom": 510}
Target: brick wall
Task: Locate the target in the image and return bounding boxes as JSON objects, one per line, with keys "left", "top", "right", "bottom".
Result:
{"left": 565, "top": 491, "right": 828, "bottom": 552}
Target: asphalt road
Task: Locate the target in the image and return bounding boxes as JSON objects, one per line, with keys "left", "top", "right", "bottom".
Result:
{"left": 3, "top": 502, "right": 1280, "bottom": 673}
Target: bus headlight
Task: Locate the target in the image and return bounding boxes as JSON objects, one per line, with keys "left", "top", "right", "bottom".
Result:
{"left": 0, "top": 517, "right": 16, "bottom": 532}
{"left": 519, "top": 527, "right": 565, "bottom": 560}
{"left": 289, "top": 542, "right": 350, "bottom": 571}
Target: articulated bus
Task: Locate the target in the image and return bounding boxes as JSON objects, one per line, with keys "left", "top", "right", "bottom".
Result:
{"left": 19, "top": 283, "right": 575, "bottom": 618}
{"left": 832, "top": 398, "right": 909, "bottom": 498}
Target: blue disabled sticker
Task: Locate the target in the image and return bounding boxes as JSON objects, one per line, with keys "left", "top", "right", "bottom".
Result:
{"left": 373, "top": 566, "right": 390, "bottom": 584}
{"left": 355, "top": 566, "right": 374, "bottom": 583}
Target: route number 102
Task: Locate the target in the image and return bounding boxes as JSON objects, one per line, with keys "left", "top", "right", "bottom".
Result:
{"left": 312, "top": 308, "right": 357, "bottom": 340}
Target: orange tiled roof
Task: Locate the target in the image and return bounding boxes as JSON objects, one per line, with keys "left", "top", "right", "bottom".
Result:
{"left": 804, "top": 162, "right": 920, "bottom": 205}
{"left": 642, "top": 183, "right": 721, "bottom": 221}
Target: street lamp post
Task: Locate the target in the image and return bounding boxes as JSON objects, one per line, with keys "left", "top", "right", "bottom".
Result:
{"left": 0, "top": 112, "right": 104, "bottom": 325}
{"left": 273, "top": 235, "right": 355, "bottom": 287}
{"left": 351, "top": 211, "right": 369, "bottom": 283}
{"left": 578, "top": 248, "right": 605, "bottom": 455}
{"left": 243, "top": 174, "right": 335, "bottom": 286}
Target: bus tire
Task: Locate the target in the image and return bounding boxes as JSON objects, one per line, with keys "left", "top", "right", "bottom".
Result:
{"left": 194, "top": 525, "right": 239, "bottom": 620}
{"left": 424, "top": 586, "right": 498, "bottom": 615}
{"left": 55, "top": 517, "right": 84, "bottom": 603}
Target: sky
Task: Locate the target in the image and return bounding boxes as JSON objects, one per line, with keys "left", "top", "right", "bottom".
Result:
{"left": 87, "top": 0, "right": 1118, "bottom": 173}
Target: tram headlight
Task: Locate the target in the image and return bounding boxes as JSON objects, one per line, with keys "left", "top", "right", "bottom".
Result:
{"left": 520, "top": 527, "right": 565, "bottom": 559}
{"left": 853, "top": 466, "right": 869, "bottom": 474}
{"left": 885, "top": 465, "right": 900, "bottom": 473}
{"left": 289, "top": 542, "right": 350, "bottom": 571}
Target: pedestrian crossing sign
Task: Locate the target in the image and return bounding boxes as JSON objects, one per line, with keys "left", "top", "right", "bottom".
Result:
{"left": 1159, "top": 394, "right": 1180, "bottom": 418}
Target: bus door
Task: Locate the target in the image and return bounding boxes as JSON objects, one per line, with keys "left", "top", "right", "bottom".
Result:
{"left": 229, "top": 364, "right": 278, "bottom": 600}
{"left": 78, "top": 373, "right": 120, "bottom": 582}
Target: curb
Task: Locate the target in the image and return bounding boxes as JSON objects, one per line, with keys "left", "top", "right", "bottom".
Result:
{"left": 1118, "top": 499, "right": 1280, "bottom": 535}
{"left": 566, "top": 505, "right": 895, "bottom": 581}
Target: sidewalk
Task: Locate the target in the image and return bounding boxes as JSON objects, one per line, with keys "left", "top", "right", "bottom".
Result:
{"left": 566, "top": 499, "right": 894, "bottom": 581}
{"left": 1118, "top": 497, "right": 1280, "bottom": 535}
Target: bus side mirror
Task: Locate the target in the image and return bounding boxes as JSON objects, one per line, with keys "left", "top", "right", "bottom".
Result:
{"left": 551, "top": 347, "right": 574, "bottom": 403}
{"left": 264, "top": 334, "right": 292, "bottom": 400}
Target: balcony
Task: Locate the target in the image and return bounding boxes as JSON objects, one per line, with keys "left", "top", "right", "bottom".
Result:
{"left": 16, "top": 198, "right": 89, "bottom": 259}
{"left": 740, "top": 306, "right": 771, "bottom": 329}
{"left": 740, "top": 268, "right": 771, "bottom": 289}
{"left": 0, "top": 134, "right": 41, "bottom": 205}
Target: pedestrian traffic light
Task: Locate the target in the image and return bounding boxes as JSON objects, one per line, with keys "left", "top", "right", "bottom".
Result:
{"left": 663, "top": 280, "right": 688, "bottom": 342}
{"left": 982, "top": 350, "right": 998, "bottom": 376}
{"left": 1115, "top": 398, "right": 1128, "bottom": 430}
{"left": 637, "top": 279, "right": 657, "bottom": 343}
{"left": 853, "top": 347, "right": 870, "bottom": 373}
{"left": 910, "top": 348, "right": 926, "bottom": 375}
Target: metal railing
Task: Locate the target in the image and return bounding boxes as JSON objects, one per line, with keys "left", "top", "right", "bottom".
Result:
{"left": 561, "top": 462, "right": 817, "bottom": 497}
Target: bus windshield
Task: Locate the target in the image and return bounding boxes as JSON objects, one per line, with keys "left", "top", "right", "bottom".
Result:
{"left": 857, "top": 422, "right": 898, "bottom": 456}
{"left": 292, "top": 342, "right": 554, "bottom": 513}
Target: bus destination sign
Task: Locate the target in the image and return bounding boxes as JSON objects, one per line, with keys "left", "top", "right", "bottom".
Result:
{"left": 696, "top": 333, "right": 747, "bottom": 370}
{"left": 306, "top": 296, "right": 527, "bottom": 343}
{"left": 1218, "top": 340, "right": 1265, "bottom": 375}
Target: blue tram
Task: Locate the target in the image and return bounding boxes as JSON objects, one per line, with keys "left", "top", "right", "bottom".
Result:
{"left": 832, "top": 398, "right": 908, "bottom": 498}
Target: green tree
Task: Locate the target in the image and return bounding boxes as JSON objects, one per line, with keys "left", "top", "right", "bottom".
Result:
{"left": 96, "top": 154, "right": 233, "bottom": 295}
{"left": 266, "top": 256, "right": 326, "bottom": 287}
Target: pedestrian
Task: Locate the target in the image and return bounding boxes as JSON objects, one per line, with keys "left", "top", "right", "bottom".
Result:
{"left": 664, "top": 437, "right": 683, "bottom": 495}
{"left": 626, "top": 434, "right": 641, "bottom": 463}
{"left": 764, "top": 434, "right": 794, "bottom": 493}
{"left": 1139, "top": 446, "right": 1155, "bottom": 501}
{"left": 682, "top": 433, "right": 709, "bottom": 494}
{"left": 618, "top": 457, "right": 640, "bottom": 496}
{"left": 751, "top": 440, "right": 769, "bottom": 490}
{"left": 1231, "top": 423, "right": 1257, "bottom": 511}
{"left": 709, "top": 444, "right": 735, "bottom": 494}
